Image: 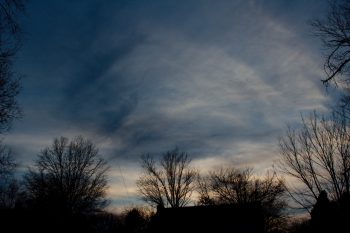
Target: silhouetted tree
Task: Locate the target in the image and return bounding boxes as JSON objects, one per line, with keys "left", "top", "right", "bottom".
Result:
{"left": 0, "top": 142, "right": 19, "bottom": 208}
{"left": 121, "top": 207, "right": 152, "bottom": 233}
{"left": 24, "top": 136, "right": 109, "bottom": 214}
{"left": 279, "top": 111, "right": 350, "bottom": 211}
{"left": 136, "top": 148, "right": 198, "bottom": 208}
{"left": 310, "top": 190, "right": 332, "bottom": 232}
{"left": 92, "top": 212, "right": 120, "bottom": 233}
{"left": 198, "top": 167, "right": 285, "bottom": 207}
{"left": 0, "top": 0, "right": 24, "bottom": 55}
{"left": 312, "top": 0, "right": 350, "bottom": 84}
{"left": 197, "top": 166, "right": 286, "bottom": 233}
{"left": 0, "top": 142, "right": 15, "bottom": 177}
{"left": 0, "top": 0, "right": 24, "bottom": 132}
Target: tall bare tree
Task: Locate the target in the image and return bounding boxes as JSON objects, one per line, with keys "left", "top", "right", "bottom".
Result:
{"left": 279, "top": 111, "right": 350, "bottom": 211}
{"left": 0, "top": 0, "right": 24, "bottom": 132}
{"left": 136, "top": 148, "right": 197, "bottom": 208}
{"left": 24, "top": 136, "right": 109, "bottom": 214}
{"left": 312, "top": 0, "right": 350, "bottom": 84}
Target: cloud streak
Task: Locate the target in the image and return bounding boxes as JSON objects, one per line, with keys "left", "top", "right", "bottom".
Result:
{"left": 6, "top": 0, "right": 333, "bottom": 208}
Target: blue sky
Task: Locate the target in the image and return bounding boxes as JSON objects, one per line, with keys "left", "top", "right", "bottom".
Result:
{"left": 4, "top": 0, "right": 337, "bottom": 210}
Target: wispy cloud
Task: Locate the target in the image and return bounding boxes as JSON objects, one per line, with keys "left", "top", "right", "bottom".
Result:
{"left": 7, "top": 0, "right": 333, "bottom": 207}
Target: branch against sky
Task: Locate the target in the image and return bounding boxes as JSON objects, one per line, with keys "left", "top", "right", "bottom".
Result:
{"left": 278, "top": 110, "right": 350, "bottom": 211}
{"left": 0, "top": 0, "right": 25, "bottom": 132}
{"left": 312, "top": 0, "right": 350, "bottom": 85}
{"left": 136, "top": 148, "right": 198, "bottom": 208}
{"left": 24, "top": 136, "right": 109, "bottom": 213}
{"left": 0, "top": 0, "right": 333, "bottom": 212}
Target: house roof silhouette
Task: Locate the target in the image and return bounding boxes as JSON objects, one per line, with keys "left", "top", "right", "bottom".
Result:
{"left": 150, "top": 203, "right": 265, "bottom": 233}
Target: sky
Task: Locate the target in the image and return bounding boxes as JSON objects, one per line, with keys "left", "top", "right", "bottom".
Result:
{"left": 4, "top": 0, "right": 337, "bottom": 210}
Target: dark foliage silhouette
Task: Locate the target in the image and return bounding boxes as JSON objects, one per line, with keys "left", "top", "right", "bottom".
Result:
{"left": 279, "top": 111, "right": 350, "bottom": 211}
{"left": 310, "top": 191, "right": 332, "bottom": 232}
{"left": 0, "top": 0, "right": 24, "bottom": 132}
{"left": 285, "top": 218, "right": 312, "bottom": 233}
{"left": 151, "top": 204, "right": 265, "bottom": 233}
{"left": 120, "top": 207, "right": 153, "bottom": 233}
{"left": 0, "top": 208, "right": 124, "bottom": 233}
{"left": 91, "top": 212, "right": 120, "bottom": 233}
{"left": 308, "top": 190, "right": 350, "bottom": 233}
{"left": 136, "top": 148, "right": 197, "bottom": 208}
{"left": 24, "top": 136, "right": 109, "bottom": 214}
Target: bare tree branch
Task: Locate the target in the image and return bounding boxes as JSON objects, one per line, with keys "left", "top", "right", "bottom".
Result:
{"left": 0, "top": 0, "right": 24, "bottom": 132}
{"left": 136, "top": 148, "right": 197, "bottom": 208}
{"left": 278, "top": 111, "right": 350, "bottom": 211}
{"left": 24, "top": 136, "right": 109, "bottom": 214}
{"left": 311, "top": 0, "right": 350, "bottom": 84}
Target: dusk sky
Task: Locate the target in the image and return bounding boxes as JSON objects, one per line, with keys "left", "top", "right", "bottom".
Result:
{"left": 4, "top": 0, "right": 338, "bottom": 210}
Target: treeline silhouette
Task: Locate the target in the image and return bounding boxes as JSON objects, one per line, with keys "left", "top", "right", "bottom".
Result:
{"left": 0, "top": 138, "right": 282, "bottom": 233}
{"left": 2, "top": 137, "right": 349, "bottom": 233}
{"left": 2, "top": 0, "right": 350, "bottom": 232}
{"left": 0, "top": 136, "right": 110, "bottom": 233}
